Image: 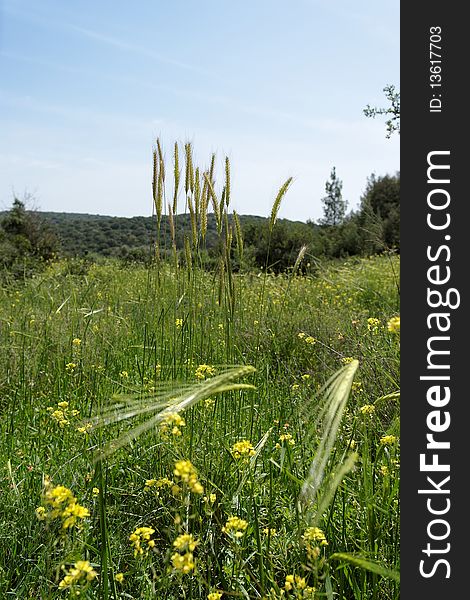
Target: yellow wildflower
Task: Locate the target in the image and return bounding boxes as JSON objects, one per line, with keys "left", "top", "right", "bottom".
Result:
{"left": 173, "top": 533, "right": 199, "bottom": 552}
{"left": 352, "top": 381, "right": 363, "bottom": 393}
{"left": 160, "top": 411, "right": 186, "bottom": 437}
{"left": 284, "top": 574, "right": 308, "bottom": 591}
{"left": 231, "top": 440, "right": 256, "bottom": 460}
{"left": 222, "top": 516, "right": 248, "bottom": 538}
{"left": 367, "top": 317, "right": 381, "bottom": 334}
{"left": 58, "top": 560, "right": 97, "bottom": 589}
{"left": 195, "top": 364, "right": 216, "bottom": 380}
{"left": 380, "top": 435, "right": 398, "bottom": 446}
{"left": 72, "top": 338, "right": 82, "bottom": 346}
{"left": 35, "top": 506, "right": 46, "bottom": 520}
{"left": 208, "top": 593, "right": 223, "bottom": 600}
{"left": 115, "top": 573, "right": 124, "bottom": 583}
{"left": 62, "top": 502, "right": 90, "bottom": 529}
{"left": 174, "top": 460, "right": 204, "bottom": 494}
{"left": 129, "top": 526, "right": 155, "bottom": 557}
{"left": 77, "top": 422, "right": 92, "bottom": 434}
{"left": 171, "top": 551, "right": 195, "bottom": 573}
{"left": 302, "top": 526, "right": 328, "bottom": 546}
{"left": 359, "top": 404, "right": 375, "bottom": 416}
{"left": 387, "top": 316, "right": 400, "bottom": 334}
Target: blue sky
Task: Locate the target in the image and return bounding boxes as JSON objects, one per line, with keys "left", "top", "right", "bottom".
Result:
{"left": 0, "top": 0, "right": 399, "bottom": 222}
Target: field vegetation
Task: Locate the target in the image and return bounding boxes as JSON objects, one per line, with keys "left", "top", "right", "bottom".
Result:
{"left": 0, "top": 142, "right": 400, "bottom": 599}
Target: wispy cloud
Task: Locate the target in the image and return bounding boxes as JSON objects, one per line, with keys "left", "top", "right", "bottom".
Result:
{"left": 2, "top": 2, "right": 211, "bottom": 76}
{"left": 71, "top": 25, "right": 212, "bottom": 76}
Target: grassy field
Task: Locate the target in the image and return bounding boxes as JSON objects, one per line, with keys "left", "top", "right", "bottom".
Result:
{"left": 0, "top": 251, "right": 400, "bottom": 599}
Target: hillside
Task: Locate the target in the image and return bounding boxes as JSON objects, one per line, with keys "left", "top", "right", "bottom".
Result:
{"left": 29, "top": 211, "right": 310, "bottom": 260}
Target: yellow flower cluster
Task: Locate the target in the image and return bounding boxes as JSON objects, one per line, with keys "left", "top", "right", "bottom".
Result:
{"left": 58, "top": 560, "right": 97, "bottom": 590}
{"left": 203, "top": 493, "right": 217, "bottom": 504}
{"left": 351, "top": 381, "right": 363, "bottom": 393}
{"left": 231, "top": 440, "right": 256, "bottom": 460}
{"left": 341, "top": 356, "right": 354, "bottom": 365}
{"left": 47, "top": 401, "right": 79, "bottom": 427}
{"left": 171, "top": 534, "right": 198, "bottom": 574}
{"left": 159, "top": 411, "right": 186, "bottom": 437}
{"left": 72, "top": 337, "right": 82, "bottom": 346}
{"left": 174, "top": 460, "right": 204, "bottom": 494}
{"left": 222, "top": 516, "right": 248, "bottom": 538}
{"left": 144, "top": 476, "right": 180, "bottom": 495}
{"left": 173, "top": 533, "right": 199, "bottom": 552}
{"left": 195, "top": 364, "right": 216, "bottom": 380}
{"left": 302, "top": 526, "right": 328, "bottom": 546}
{"left": 302, "top": 526, "right": 328, "bottom": 560}
{"left": 171, "top": 550, "right": 196, "bottom": 573}
{"left": 208, "top": 592, "right": 223, "bottom": 600}
{"left": 284, "top": 574, "right": 315, "bottom": 597}
{"left": 65, "top": 362, "right": 77, "bottom": 373}
{"left": 367, "top": 317, "right": 381, "bottom": 334}
{"left": 380, "top": 435, "right": 398, "bottom": 446}
{"left": 77, "top": 422, "right": 93, "bottom": 435}
{"left": 129, "top": 526, "right": 155, "bottom": 557}
{"left": 36, "top": 484, "right": 90, "bottom": 530}
{"left": 298, "top": 332, "right": 316, "bottom": 345}
{"left": 387, "top": 315, "right": 400, "bottom": 334}
{"left": 276, "top": 433, "right": 295, "bottom": 449}
{"left": 175, "top": 318, "right": 183, "bottom": 327}
{"left": 359, "top": 404, "right": 375, "bottom": 416}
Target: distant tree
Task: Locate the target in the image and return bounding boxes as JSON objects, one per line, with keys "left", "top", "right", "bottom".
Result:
{"left": 0, "top": 197, "right": 59, "bottom": 277}
{"left": 358, "top": 172, "right": 400, "bottom": 250}
{"left": 320, "top": 167, "right": 347, "bottom": 226}
{"left": 364, "top": 84, "right": 400, "bottom": 139}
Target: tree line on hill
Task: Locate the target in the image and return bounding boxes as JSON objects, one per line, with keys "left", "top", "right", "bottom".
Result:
{"left": 0, "top": 171, "right": 399, "bottom": 278}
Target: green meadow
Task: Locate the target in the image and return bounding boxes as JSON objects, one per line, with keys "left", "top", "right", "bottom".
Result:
{"left": 0, "top": 146, "right": 400, "bottom": 599}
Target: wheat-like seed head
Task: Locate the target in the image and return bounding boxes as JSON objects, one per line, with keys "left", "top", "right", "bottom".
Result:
{"left": 173, "top": 142, "right": 180, "bottom": 214}
{"left": 225, "top": 157, "right": 231, "bottom": 208}
{"left": 233, "top": 210, "right": 244, "bottom": 262}
{"left": 270, "top": 177, "right": 293, "bottom": 233}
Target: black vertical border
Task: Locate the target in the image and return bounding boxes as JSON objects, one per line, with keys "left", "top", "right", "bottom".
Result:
{"left": 401, "top": 3, "right": 467, "bottom": 598}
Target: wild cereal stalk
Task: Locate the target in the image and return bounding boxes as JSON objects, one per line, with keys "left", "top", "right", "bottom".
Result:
{"left": 233, "top": 210, "right": 244, "bottom": 264}
{"left": 269, "top": 177, "right": 292, "bottom": 234}
{"left": 225, "top": 156, "right": 231, "bottom": 208}
{"left": 173, "top": 141, "right": 180, "bottom": 214}
{"left": 204, "top": 172, "right": 221, "bottom": 235}
{"left": 200, "top": 173, "right": 209, "bottom": 242}
{"left": 300, "top": 359, "right": 359, "bottom": 512}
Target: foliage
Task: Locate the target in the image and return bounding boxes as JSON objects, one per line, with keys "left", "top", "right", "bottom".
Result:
{"left": 363, "top": 85, "right": 400, "bottom": 139}
{"left": 0, "top": 198, "right": 59, "bottom": 279}
{"left": 357, "top": 173, "right": 400, "bottom": 252}
{"left": 319, "top": 167, "right": 347, "bottom": 227}
{"left": 0, "top": 254, "right": 400, "bottom": 599}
